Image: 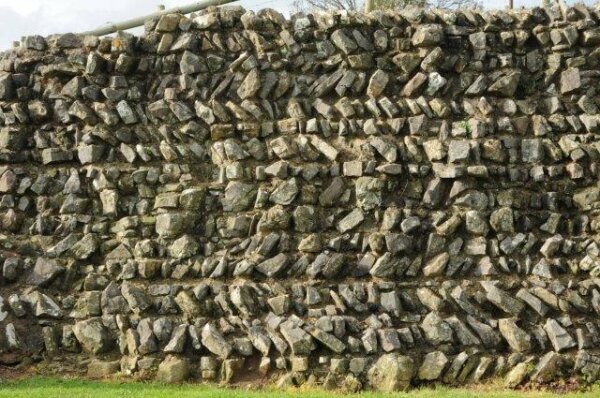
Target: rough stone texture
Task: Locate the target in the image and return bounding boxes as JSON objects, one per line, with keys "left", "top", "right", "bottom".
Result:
{"left": 1, "top": 4, "right": 600, "bottom": 391}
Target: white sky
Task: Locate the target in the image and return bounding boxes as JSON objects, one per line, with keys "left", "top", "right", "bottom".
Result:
{"left": 0, "top": 0, "right": 595, "bottom": 49}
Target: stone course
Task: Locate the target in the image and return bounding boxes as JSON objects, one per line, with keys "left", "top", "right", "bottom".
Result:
{"left": 1, "top": 3, "right": 600, "bottom": 390}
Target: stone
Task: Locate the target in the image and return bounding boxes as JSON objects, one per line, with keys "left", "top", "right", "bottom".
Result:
{"left": 355, "top": 177, "right": 383, "bottom": 210}
{"left": 544, "top": 319, "right": 576, "bottom": 352}
{"left": 156, "top": 213, "right": 187, "bottom": 238}
{"left": 367, "top": 70, "right": 389, "bottom": 98}
{"left": 73, "top": 318, "right": 112, "bottom": 354}
{"left": 201, "top": 323, "right": 232, "bottom": 359}
{"left": 280, "top": 322, "right": 315, "bottom": 355}
{"left": 412, "top": 25, "right": 444, "bottom": 47}
{"left": 422, "top": 253, "right": 449, "bottom": 277}
{"left": 87, "top": 359, "right": 120, "bottom": 378}
{"left": 305, "top": 325, "right": 346, "bottom": 353}
{"left": 421, "top": 312, "right": 453, "bottom": 345}
{"left": 504, "top": 362, "right": 529, "bottom": 388}
{"left": 560, "top": 68, "right": 580, "bottom": 94}
{"left": 222, "top": 182, "right": 257, "bottom": 212}
{"left": 27, "top": 258, "right": 64, "bottom": 287}
{"left": 156, "top": 356, "right": 190, "bottom": 383}
{"left": 331, "top": 29, "right": 357, "bottom": 54}
{"left": 270, "top": 178, "right": 299, "bottom": 205}
{"left": 256, "top": 253, "right": 288, "bottom": 277}
{"left": 0, "top": 73, "right": 15, "bottom": 100}
{"left": 367, "top": 354, "right": 415, "bottom": 392}
{"left": 480, "top": 281, "right": 524, "bottom": 315}
{"left": 237, "top": 69, "right": 261, "bottom": 99}
{"left": 337, "top": 208, "right": 364, "bottom": 233}
{"left": 488, "top": 72, "right": 520, "bottom": 97}
{"left": 319, "top": 177, "right": 345, "bottom": 206}
{"left": 448, "top": 140, "right": 470, "bottom": 162}
{"left": 490, "top": 207, "right": 514, "bottom": 234}
{"left": 169, "top": 235, "right": 200, "bottom": 259}
{"left": 418, "top": 351, "right": 448, "bottom": 381}
{"left": 498, "top": 318, "right": 532, "bottom": 352}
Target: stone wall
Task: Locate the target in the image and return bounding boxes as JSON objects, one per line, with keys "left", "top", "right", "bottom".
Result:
{"left": 1, "top": 4, "right": 600, "bottom": 390}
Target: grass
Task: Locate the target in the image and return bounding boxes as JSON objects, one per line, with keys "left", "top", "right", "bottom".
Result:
{"left": 0, "top": 377, "right": 598, "bottom": 398}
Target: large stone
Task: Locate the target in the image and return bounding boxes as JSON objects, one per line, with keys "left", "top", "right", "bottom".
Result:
{"left": 488, "top": 72, "right": 521, "bottom": 97}
{"left": 87, "top": 359, "right": 120, "bottom": 378}
{"left": 337, "top": 208, "right": 364, "bottom": 233}
{"left": 156, "top": 355, "right": 190, "bottom": 383}
{"left": 418, "top": 351, "right": 448, "bottom": 381}
{"left": 270, "top": 178, "right": 299, "bottom": 205}
{"left": 480, "top": 281, "right": 524, "bottom": 315}
{"left": 366, "top": 70, "right": 389, "bottom": 98}
{"left": 222, "top": 182, "right": 257, "bottom": 212}
{"left": 201, "top": 323, "right": 232, "bottom": 359}
{"left": 255, "top": 253, "right": 288, "bottom": 277}
{"left": 331, "top": 29, "right": 357, "bottom": 54}
{"left": 412, "top": 25, "right": 444, "bottom": 47}
{"left": 544, "top": 319, "right": 576, "bottom": 352}
{"left": 355, "top": 177, "right": 383, "bottom": 210}
{"left": 155, "top": 213, "right": 187, "bottom": 238}
{"left": 237, "top": 69, "right": 261, "bottom": 99}
{"left": 280, "top": 321, "right": 315, "bottom": 355}
{"left": 27, "top": 258, "right": 64, "bottom": 287}
{"left": 498, "top": 318, "right": 532, "bottom": 352}
{"left": 367, "top": 353, "right": 415, "bottom": 392}
{"left": 73, "top": 318, "right": 112, "bottom": 354}
{"left": 560, "top": 68, "right": 580, "bottom": 94}
{"left": 0, "top": 73, "right": 15, "bottom": 100}
{"left": 421, "top": 312, "right": 454, "bottom": 345}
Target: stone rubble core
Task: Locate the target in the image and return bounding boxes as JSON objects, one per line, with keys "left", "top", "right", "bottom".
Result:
{"left": 3, "top": 3, "right": 600, "bottom": 391}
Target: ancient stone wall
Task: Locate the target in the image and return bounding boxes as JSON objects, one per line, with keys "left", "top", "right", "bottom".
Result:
{"left": 2, "top": 4, "right": 600, "bottom": 390}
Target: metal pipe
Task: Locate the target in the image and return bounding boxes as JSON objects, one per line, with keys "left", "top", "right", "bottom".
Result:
{"left": 81, "top": 0, "right": 237, "bottom": 36}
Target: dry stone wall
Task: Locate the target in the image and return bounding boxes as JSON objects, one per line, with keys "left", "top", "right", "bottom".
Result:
{"left": 2, "top": 4, "right": 600, "bottom": 390}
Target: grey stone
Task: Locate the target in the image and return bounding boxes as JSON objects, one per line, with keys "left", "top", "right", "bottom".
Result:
{"left": 73, "top": 318, "right": 112, "bottom": 354}
{"left": 544, "top": 318, "right": 576, "bottom": 352}
{"left": 367, "top": 354, "right": 415, "bottom": 392}
{"left": 222, "top": 182, "right": 257, "bottom": 212}
{"left": 201, "top": 323, "right": 232, "bottom": 359}
{"left": 27, "top": 258, "right": 64, "bottom": 287}
{"left": 418, "top": 351, "right": 448, "bottom": 381}
{"left": 156, "top": 356, "right": 190, "bottom": 383}
{"left": 498, "top": 318, "right": 532, "bottom": 353}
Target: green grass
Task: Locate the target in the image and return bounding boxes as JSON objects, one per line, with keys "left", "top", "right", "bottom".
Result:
{"left": 0, "top": 377, "right": 598, "bottom": 398}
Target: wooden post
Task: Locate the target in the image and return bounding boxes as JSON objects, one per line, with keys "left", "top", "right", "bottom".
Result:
{"left": 365, "top": 0, "right": 374, "bottom": 13}
{"left": 81, "top": 0, "right": 237, "bottom": 36}
{"left": 508, "top": 0, "right": 513, "bottom": 9}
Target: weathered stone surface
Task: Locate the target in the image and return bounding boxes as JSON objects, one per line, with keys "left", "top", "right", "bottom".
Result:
{"left": 368, "top": 354, "right": 415, "bottom": 392}
{"left": 201, "top": 323, "right": 232, "bottom": 359}
{"left": 73, "top": 318, "right": 112, "bottom": 354}
{"left": 418, "top": 351, "right": 448, "bottom": 381}
{"left": 2, "top": 6, "right": 600, "bottom": 390}
{"left": 156, "top": 355, "right": 190, "bottom": 383}
{"left": 498, "top": 318, "right": 532, "bottom": 353}
{"left": 544, "top": 319, "right": 576, "bottom": 352}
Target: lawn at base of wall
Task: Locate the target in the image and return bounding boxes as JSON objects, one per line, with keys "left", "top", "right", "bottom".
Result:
{"left": 0, "top": 377, "right": 598, "bottom": 398}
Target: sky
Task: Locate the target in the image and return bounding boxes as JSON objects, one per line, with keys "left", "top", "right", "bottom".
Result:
{"left": 0, "top": 0, "right": 595, "bottom": 50}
